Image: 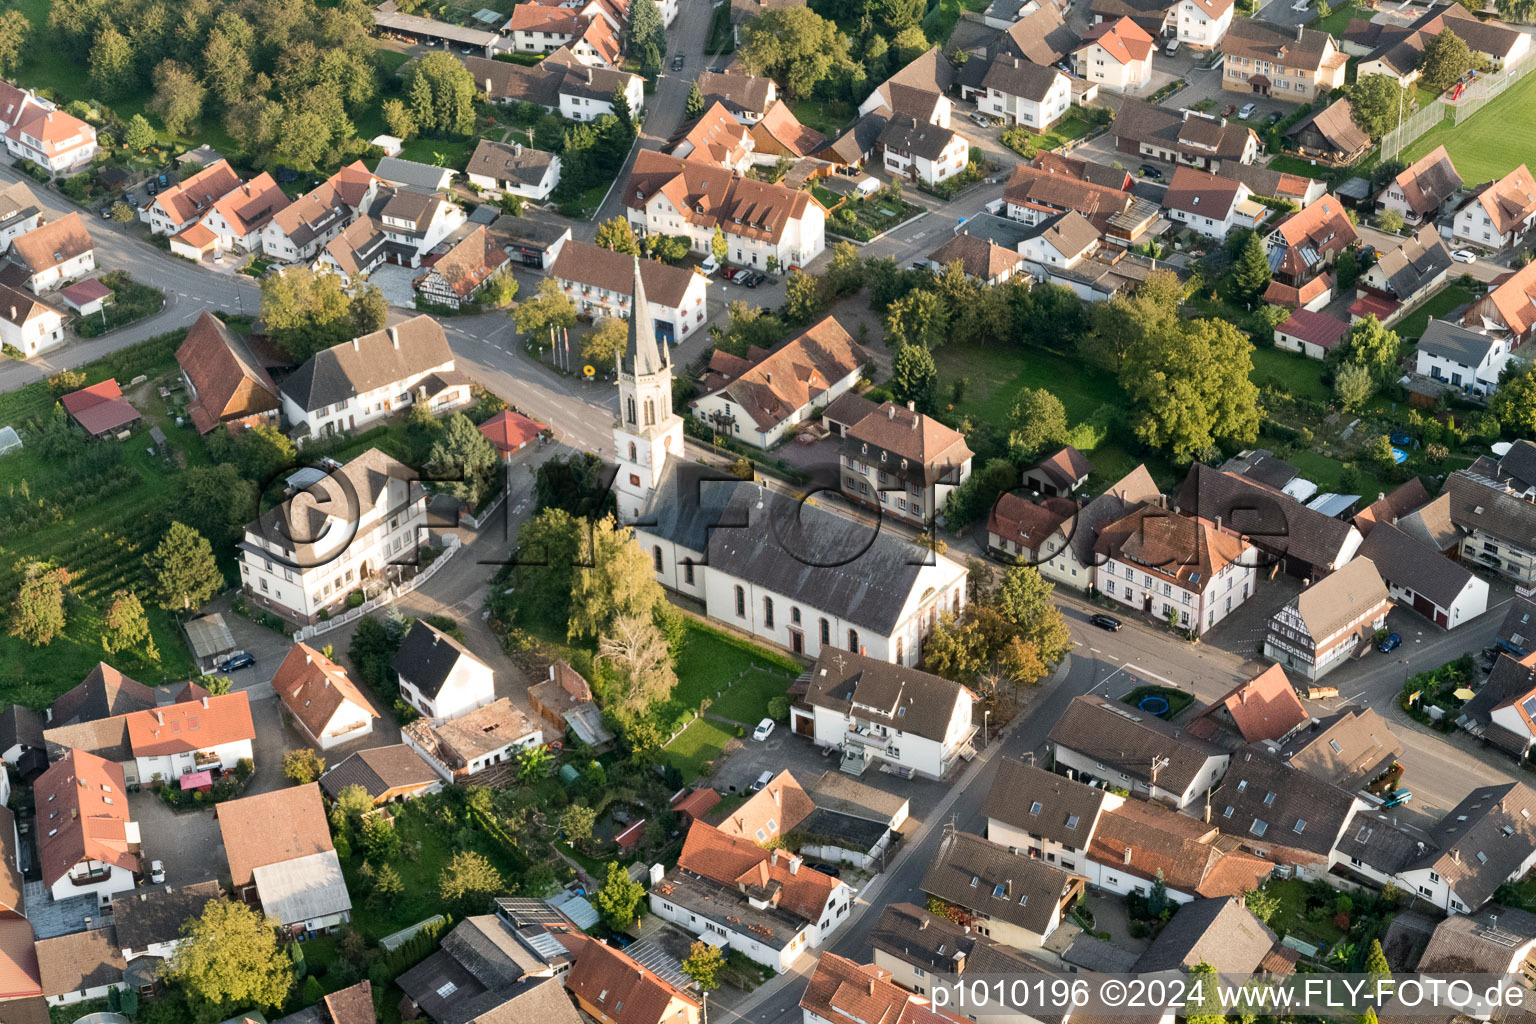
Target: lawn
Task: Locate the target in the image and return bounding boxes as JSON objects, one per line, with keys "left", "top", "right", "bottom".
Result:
{"left": 1266, "top": 155, "right": 1333, "bottom": 178}
{"left": 825, "top": 194, "right": 926, "bottom": 242}
{"left": 661, "top": 717, "right": 735, "bottom": 781}
{"left": 1000, "top": 108, "right": 1098, "bottom": 160}
{"left": 395, "top": 136, "right": 475, "bottom": 169}
{"left": 1287, "top": 449, "right": 1390, "bottom": 500}
{"left": 1260, "top": 877, "right": 1348, "bottom": 948}
{"left": 672, "top": 622, "right": 801, "bottom": 712}
{"left": 1250, "top": 345, "right": 1331, "bottom": 403}
{"left": 709, "top": 667, "right": 794, "bottom": 725}
{"left": 1120, "top": 684, "right": 1194, "bottom": 719}
{"left": 1401, "top": 68, "right": 1536, "bottom": 183}
{"left": 73, "top": 271, "right": 166, "bottom": 339}
{"left": 1397, "top": 282, "right": 1476, "bottom": 342}
{"left": 792, "top": 98, "right": 855, "bottom": 139}
{"left": 933, "top": 342, "right": 1121, "bottom": 426}
{"left": 1310, "top": 0, "right": 1359, "bottom": 37}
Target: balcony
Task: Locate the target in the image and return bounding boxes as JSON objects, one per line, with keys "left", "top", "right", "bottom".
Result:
{"left": 845, "top": 726, "right": 888, "bottom": 747}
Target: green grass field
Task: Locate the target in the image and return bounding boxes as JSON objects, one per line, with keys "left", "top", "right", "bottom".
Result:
{"left": 1397, "top": 282, "right": 1476, "bottom": 341}
{"left": 1310, "top": 0, "right": 1359, "bottom": 37}
{"left": 1250, "top": 345, "right": 1332, "bottom": 403}
{"left": 661, "top": 717, "right": 735, "bottom": 781}
{"left": 792, "top": 99, "right": 856, "bottom": 139}
{"left": 672, "top": 623, "right": 800, "bottom": 709}
{"left": 1401, "top": 69, "right": 1536, "bottom": 183}
{"left": 934, "top": 343, "right": 1121, "bottom": 426}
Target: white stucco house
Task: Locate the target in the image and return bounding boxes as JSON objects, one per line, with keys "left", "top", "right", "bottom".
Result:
{"left": 37, "top": 750, "right": 140, "bottom": 904}
{"left": 1414, "top": 319, "right": 1513, "bottom": 396}
{"left": 394, "top": 621, "right": 495, "bottom": 722}
{"left": 127, "top": 692, "right": 256, "bottom": 784}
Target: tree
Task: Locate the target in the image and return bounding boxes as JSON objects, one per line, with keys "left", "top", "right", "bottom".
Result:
{"left": 922, "top": 612, "right": 992, "bottom": 684}
{"left": 201, "top": 27, "right": 252, "bottom": 109}
{"left": 370, "top": 862, "right": 404, "bottom": 908}
{"left": 110, "top": 201, "right": 137, "bottom": 222}
{"left": 1006, "top": 387, "right": 1067, "bottom": 462}
{"left": 381, "top": 97, "right": 417, "bottom": 139}
{"left": 361, "top": 812, "right": 401, "bottom": 859}
{"left": 644, "top": 234, "right": 690, "bottom": 264}
{"left": 182, "top": 463, "right": 259, "bottom": 548}
{"left": 102, "top": 590, "right": 153, "bottom": 657}
{"left": 513, "top": 277, "right": 578, "bottom": 345}
{"left": 1350, "top": 74, "right": 1412, "bottom": 138}
{"left": 884, "top": 288, "right": 948, "bottom": 349}
{"left": 1377, "top": 208, "right": 1405, "bottom": 233}
{"left": 686, "top": 80, "right": 705, "bottom": 120}
{"left": 350, "top": 285, "right": 388, "bottom": 336}
{"left": 711, "top": 226, "right": 728, "bottom": 265}
{"left": 163, "top": 900, "right": 295, "bottom": 1018}
{"left": 890, "top": 25, "right": 929, "bottom": 64}
{"left": 89, "top": 24, "right": 135, "bottom": 100}
{"left": 330, "top": 784, "right": 374, "bottom": 837}
{"left": 407, "top": 51, "right": 477, "bottom": 136}
{"left": 595, "top": 217, "right": 641, "bottom": 255}
{"left": 232, "top": 422, "right": 296, "bottom": 483}
{"left": 826, "top": 241, "right": 865, "bottom": 297}
{"left": 150, "top": 59, "right": 206, "bottom": 136}
{"left": 595, "top": 861, "right": 646, "bottom": 929}
{"left": 563, "top": 804, "right": 597, "bottom": 847}
{"left": 145, "top": 522, "right": 223, "bottom": 611}
{"left": 535, "top": 452, "right": 614, "bottom": 519}
{"left": 1183, "top": 963, "right": 1225, "bottom": 1024}
{"left": 1334, "top": 362, "right": 1375, "bottom": 412}
{"left": 1337, "top": 314, "right": 1402, "bottom": 385}
{"left": 890, "top": 343, "right": 939, "bottom": 414}
{"left": 1492, "top": 364, "right": 1536, "bottom": 434}
{"left": 1082, "top": 269, "right": 1183, "bottom": 373}
{"left": 738, "top": 8, "right": 853, "bottom": 98}
{"left": 582, "top": 317, "right": 628, "bottom": 367}
{"left": 681, "top": 942, "right": 724, "bottom": 992}
{"left": 9, "top": 560, "right": 70, "bottom": 647}
{"left": 611, "top": 86, "right": 636, "bottom": 137}
{"left": 439, "top": 850, "right": 504, "bottom": 914}
{"left": 427, "top": 413, "right": 500, "bottom": 508}
{"left": 1366, "top": 432, "right": 1398, "bottom": 469}
{"left": 627, "top": 0, "right": 666, "bottom": 57}
{"left": 1243, "top": 886, "right": 1280, "bottom": 924}
{"left": 1121, "top": 318, "right": 1259, "bottom": 462}
{"left": 568, "top": 517, "right": 665, "bottom": 640}
{"left": 1229, "top": 231, "right": 1272, "bottom": 304}
{"left": 994, "top": 564, "right": 1072, "bottom": 663}
{"left": 1420, "top": 28, "right": 1473, "bottom": 93}
{"left": 0, "top": 10, "right": 29, "bottom": 78}
{"left": 124, "top": 113, "right": 157, "bottom": 152}
{"left": 203, "top": 676, "right": 234, "bottom": 696}
{"left": 283, "top": 748, "right": 326, "bottom": 784}
{"left": 598, "top": 612, "right": 678, "bottom": 714}
{"left": 1315, "top": 0, "right": 1332, "bottom": 17}
{"left": 512, "top": 508, "right": 584, "bottom": 623}
{"left": 259, "top": 266, "right": 361, "bottom": 361}
{"left": 782, "top": 269, "right": 823, "bottom": 325}
{"left": 1497, "top": 0, "right": 1536, "bottom": 22}
{"left": 482, "top": 270, "right": 520, "bottom": 308}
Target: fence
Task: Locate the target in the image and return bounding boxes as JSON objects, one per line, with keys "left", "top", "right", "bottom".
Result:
{"left": 1454, "top": 48, "right": 1536, "bottom": 124}
{"left": 1380, "top": 98, "right": 1447, "bottom": 161}
{"left": 292, "top": 534, "right": 463, "bottom": 642}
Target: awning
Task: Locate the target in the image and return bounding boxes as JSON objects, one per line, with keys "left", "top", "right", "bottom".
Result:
{"left": 180, "top": 770, "right": 213, "bottom": 790}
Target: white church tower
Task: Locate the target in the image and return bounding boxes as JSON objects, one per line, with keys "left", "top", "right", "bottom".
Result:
{"left": 613, "top": 256, "right": 683, "bottom": 522}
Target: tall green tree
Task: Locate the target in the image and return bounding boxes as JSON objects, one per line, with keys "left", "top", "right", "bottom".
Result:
{"left": 594, "top": 217, "right": 641, "bottom": 255}
{"left": 350, "top": 284, "right": 388, "bottom": 336}
{"left": 513, "top": 276, "right": 579, "bottom": 346}
{"left": 150, "top": 59, "right": 206, "bottom": 135}
{"left": 123, "top": 113, "right": 156, "bottom": 151}
{"left": 1335, "top": 314, "right": 1402, "bottom": 385}
{"left": 627, "top": 0, "right": 666, "bottom": 57}
{"left": 1492, "top": 364, "right": 1536, "bottom": 434}
{"left": 259, "top": 266, "right": 361, "bottom": 361}
{"left": 8, "top": 560, "right": 70, "bottom": 647}
{"left": 1350, "top": 73, "right": 1413, "bottom": 138}
{"left": 686, "top": 80, "right": 705, "bottom": 120}
{"left": 681, "top": 942, "right": 724, "bottom": 992}
{"left": 1229, "top": 231, "right": 1272, "bottom": 304}
{"left": 711, "top": 225, "right": 728, "bottom": 265}
{"left": 102, "top": 590, "right": 154, "bottom": 658}
{"left": 163, "top": 900, "right": 295, "bottom": 1018}
{"left": 181, "top": 463, "right": 258, "bottom": 547}
{"left": 884, "top": 288, "right": 948, "bottom": 349}
{"left": 782, "top": 269, "right": 823, "bottom": 325}
{"left": 595, "top": 861, "right": 646, "bottom": 929}
{"left": 381, "top": 97, "right": 417, "bottom": 139}
{"left": 890, "top": 343, "right": 939, "bottom": 414}
{"left": 144, "top": 522, "right": 223, "bottom": 612}
{"left": 582, "top": 317, "right": 628, "bottom": 367}
{"left": 1006, "top": 387, "right": 1067, "bottom": 462}
{"left": 1419, "top": 29, "right": 1473, "bottom": 92}
{"left": 738, "top": 8, "right": 853, "bottom": 98}
{"left": 1333, "top": 361, "right": 1375, "bottom": 411}
{"left": 406, "top": 51, "right": 477, "bottom": 136}
{"left": 568, "top": 517, "right": 665, "bottom": 640}
{"left": 200, "top": 27, "right": 252, "bottom": 108}
{"left": 993, "top": 564, "right": 1071, "bottom": 663}
{"left": 1496, "top": 0, "right": 1536, "bottom": 22}
{"left": 438, "top": 850, "right": 504, "bottom": 914}
{"left": 88, "top": 24, "right": 135, "bottom": 100}
{"left": 0, "top": 10, "right": 31, "bottom": 79}
{"left": 231, "top": 422, "right": 296, "bottom": 483}
{"left": 427, "top": 413, "right": 500, "bottom": 508}
{"left": 1120, "top": 318, "right": 1259, "bottom": 462}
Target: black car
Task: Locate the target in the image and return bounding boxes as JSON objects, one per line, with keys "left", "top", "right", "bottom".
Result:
{"left": 146, "top": 181, "right": 158, "bottom": 196}
{"left": 1089, "top": 613, "right": 1123, "bottom": 632}
{"left": 1138, "top": 163, "right": 1163, "bottom": 180}
{"left": 810, "top": 863, "right": 841, "bottom": 878}
{"left": 741, "top": 271, "right": 760, "bottom": 288}
{"left": 671, "top": 55, "right": 684, "bottom": 71}
{"left": 1266, "top": 111, "right": 1283, "bottom": 126}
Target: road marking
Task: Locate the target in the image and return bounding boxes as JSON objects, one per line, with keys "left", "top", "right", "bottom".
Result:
{"left": 1106, "top": 653, "right": 1121, "bottom": 661}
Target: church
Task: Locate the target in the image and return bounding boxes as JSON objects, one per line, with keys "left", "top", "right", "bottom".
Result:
{"left": 611, "top": 258, "right": 969, "bottom": 666}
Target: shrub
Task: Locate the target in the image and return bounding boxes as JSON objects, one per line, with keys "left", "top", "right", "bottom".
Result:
{"left": 347, "top": 590, "right": 365, "bottom": 608}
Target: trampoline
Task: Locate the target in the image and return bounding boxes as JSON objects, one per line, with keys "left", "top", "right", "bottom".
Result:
{"left": 1137, "top": 695, "right": 1171, "bottom": 716}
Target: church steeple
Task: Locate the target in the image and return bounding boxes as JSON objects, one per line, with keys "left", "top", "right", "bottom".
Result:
{"left": 618, "top": 255, "right": 668, "bottom": 377}
{"left": 612, "top": 253, "right": 683, "bottom": 523}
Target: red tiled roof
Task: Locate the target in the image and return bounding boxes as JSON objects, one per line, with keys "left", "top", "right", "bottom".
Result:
{"left": 691, "top": 316, "right": 867, "bottom": 433}
{"left": 1277, "top": 308, "right": 1349, "bottom": 349}
{"left": 217, "top": 784, "right": 333, "bottom": 889}
{"left": 126, "top": 691, "right": 256, "bottom": 756}
{"left": 1348, "top": 293, "right": 1399, "bottom": 321}
{"left": 624, "top": 149, "right": 815, "bottom": 246}
{"left": 986, "top": 493, "right": 1075, "bottom": 552}
{"left": 59, "top": 278, "right": 112, "bottom": 305}
{"left": 5, "top": 108, "right": 94, "bottom": 160}
{"left": 1469, "top": 164, "right": 1536, "bottom": 237}
{"left": 1216, "top": 664, "right": 1308, "bottom": 742}
{"left": 478, "top": 409, "right": 548, "bottom": 451}
{"left": 677, "top": 821, "right": 840, "bottom": 921}
{"left": 1077, "top": 16, "right": 1154, "bottom": 64}
{"left": 271, "top": 642, "right": 378, "bottom": 742}
{"left": 59, "top": 379, "right": 139, "bottom": 435}
{"left": 11, "top": 212, "right": 92, "bottom": 274}
{"left": 715, "top": 770, "right": 815, "bottom": 841}
{"left": 1474, "top": 260, "right": 1536, "bottom": 335}
{"left": 567, "top": 935, "right": 699, "bottom": 1024}
{"left": 35, "top": 750, "right": 137, "bottom": 889}
{"left": 1263, "top": 274, "right": 1331, "bottom": 309}
{"left": 672, "top": 788, "right": 721, "bottom": 819}
{"left": 152, "top": 160, "right": 243, "bottom": 228}
{"left": 670, "top": 102, "right": 752, "bottom": 168}
{"left": 0, "top": 918, "right": 41, "bottom": 1000}
{"left": 175, "top": 312, "right": 280, "bottom": 434}
{"left": 1394, "top": 145, "right": 1462, "bottom": 218}
{"left": 753, "top": 100, "right": 827, "bottom": 158}
{"left": 209, "top": 173, "right": 290, "bottom": 238}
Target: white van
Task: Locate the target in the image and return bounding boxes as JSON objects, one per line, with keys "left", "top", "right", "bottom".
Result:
{"left": 701, "top": 255, "right": 719, "bottom": 275}
{"left": 1165, "top": 38, "right": 1181, "bottom": 56}
{"left": 854, "top": 176, "right": 880, "bottom": 197}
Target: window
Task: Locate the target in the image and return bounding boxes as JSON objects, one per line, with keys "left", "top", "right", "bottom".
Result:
{"left": 684, "top": 559, "right": 695, "bottom": 585}
{"left": 1029, "top": 801, "right": 1043, "bottom": 815}
{"left": 764, "top": 597, "right": 774, "bottom": 629}
{"left": 848, "top": 629, "right": 859, "bottom": 652}
{"left": 791, "top": 607, "right": 801, "bottom": 625}
{"left": 1294, "top": 819, "right": 1307, "bottom": 834}
{"left": 735, "top": 585, "right": 745, "bottom": 618}
{"left": 820, "top": 618, "right": 830, "bottom": 645}
{"left": 653, "top": 546, "right": 663, "bottom": 572}
{"left": 628, "top": 441, "right": 637, "bottom": 461}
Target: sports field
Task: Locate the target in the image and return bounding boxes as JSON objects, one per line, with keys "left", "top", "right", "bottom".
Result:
{"left": 1401, "top": 69, "right": 1536, "bottom": 183}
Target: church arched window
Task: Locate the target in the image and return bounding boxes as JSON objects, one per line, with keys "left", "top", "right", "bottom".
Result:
{"left": 628, "top": 441, "right": 637, "bottom": 462}
{"left": 644, "top": 399, "right": 655, "bottom": 426}
{"left": 626, "top": 396, "right": 637, "bottom": 425}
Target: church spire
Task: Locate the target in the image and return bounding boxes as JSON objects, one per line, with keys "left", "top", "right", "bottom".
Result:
{"left": 619, "top": 254, "right": 665, "bottom": 377}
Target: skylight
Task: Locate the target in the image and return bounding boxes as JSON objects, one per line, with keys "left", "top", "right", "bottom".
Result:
{"left": 993, "top": 884, "right": 1007, "bottom": 899}
{"left": 1251, "top": 820, "right": 1269, "bottom": 837}
{"left": 1030, "top": 801, "right": 1043, "bottom": 815}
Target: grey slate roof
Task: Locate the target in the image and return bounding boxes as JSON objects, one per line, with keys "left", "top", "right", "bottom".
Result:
{"left": 280, "top": 315, "right": 453, "bottom": 413}
{"left": 1371, "top": 224, "right": 1452, "bottom": 299}
{"left": 1174, "top": 462, "right": 1359, "bottom": 572}
{"left": 805, "top": 649, "right": 969, "bottom": 743}
{"left": 1418, "top": 905, "right": 1536, "bottom": 973}
{"left": 1417, "top": 319, "right": 1499, "bottom": 367}
{"left": 1213, "top": 746, "right": 1360, "bottom": 857}
{"left": 320, "top": 743, "right": 438, "bottom": 801}
{"left": 1357, "top": 519, "right": 1480, "bottom": 610}
{"left": 1277, "top": 708, "right": 1401, "bottom": 791}
{"left": 980, "top": 57, "right": 1065, "bottom": 102}
{"left": 1335, "top": 809, "right": 1437, "bottom": 877}
{"left": 1410, "top": 782, "right": 1536, "bottom": 909}
{"left": 1132, "top": 896, "right": 1279, "bottom": 974}
{"left": 1462, "top": 652, "right": 1536, "bottom": 732}
{"left": 922, "top": 830, "right": 1082, "bottom": 935}
{"left": 393, "top": 620, "right": 488, "bottom": 700}
{"left": 877, "top": 117, "right": 961, "bottom": 163}
{"left": 1048, "top": 695, "right": 1226, "bottom": 795}
{"left": 1497, "top": 597, "right": 1536, "bottom": 652}
{"left": 375, "top": 156, "right": 454, "bottom": 192}
{"left": 1445, "top": 471, "right": 1536, "bottom": 548}
{"left": 985, "top": 758, "right": 1108, "bottom": 847}
{"left": 0, "top": 704, "right": 43, "bottom": 753}
{"left": 113, "top": 880, "right": 223, "bottom": 953}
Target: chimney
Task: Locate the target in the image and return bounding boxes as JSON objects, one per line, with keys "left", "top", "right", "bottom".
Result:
{"left": 766, "top": 371, "right": 772, "bottom": 384}
{"left": 201, "top": 695, "right": 209, "bottom": 709}
{"left": 919, "top": 918, "right": 929, "bottom": 930}
{"left": 514, "top": 142, "right": 523, "bottom": 157}
{"left": 305, "top": 654, "right": 313, "bottom": 665}
{"left": 7, "top": 306, "right": 13, "bottom": 321}
{"left": 867, "top": 977, "right": 876, "bottom": 997}
{"left": 1296, "top": 22, "right": 1302, "bottom": 39}
{"left": 485, "top": 77, "right": 493, "bottom": 93}
{"left": 906, "top": 400, "right": 915, "bottom": 412}
{"left": 771, "top": 848, "right": 779, "bottom": 865}
{"left": 388, "top": 326, "right": 400, "bottom": 349}
{"left": 773, "top": 787, "right": 781, "bottom": 806}
{"left": 888, "top": 405, "right": 896, "bottom": 420}
{"left": 954, "top": 949, "right": 967, "bottom": 974}
{"left": 1006, "top": 879, "right": 1013, "bottom": 897}
{"left": 1123, "top": 846, "right": 1132, "bottom": 865}
{"left": 789, "top": 856, "right": 799, "bottom": 874}
{"left": 351, "top": 337, "right": 359, "bottom": 351}
{"left": 1215, "top": 515, "right": 1222, "bottom": 532}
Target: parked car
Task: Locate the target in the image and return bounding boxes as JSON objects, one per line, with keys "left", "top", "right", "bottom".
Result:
{"left": 752, "top": 717, "right": 776, "bottom": 741}
{"left": 218, "top": 651, "right": 256, "bottom": 672}
{"left": 1452, "top": 248, "right": 1478, "bottom": 263}
{"left": 741, "top": 271, "right": 761, "bottom": 288}
{"left": 969, "top": 111, "right": 993, "bottom": 127}
{"left": 125, "top": 193, "right": 137, "bottom": 207}
{"left": 721, "top": 266, "right": 741, "bottom": 282}
{"left": 1379, "top": 632, "right": 1402, "bottom": 653}
{"left": 1090, "top": 613, "right": 1123, "bottom": 632}
{"left": 1220, "top": 104, "right": 1236, "bottom": 117}
{"left": 810, "top": 862, "right": 842, "bottom": 877}
{"left": 1138, "top": 163, "right": 1163, "bottom": 180}
{"left": 150, "top": 860, "right": 165, "bottom": 884}
{"left": 750, "top": 770, "right": 773, "bottom": 792}
{"left": 99, "top": 205, "right": 112, "bottom": 219}
{"left": 701, "top": 255, "right": 719, "bottom": 275}
{"left": 1266, "top": 111, "right": 1283, "bottom": 126}
{"left": 146, "top": 181, "right": 158, "bottom": 196}
{"left": 157, "top": 173, "right": 169, "bottom": 187}
{"left": 1383, "top": 788, "right": 1413, "bottom": 807}
{"left": 1164, "top": 38, "right": 1180, "bottom": 56}
{"left": 1238, "top": 103, "right": 1257, "bottom": 119}
{"left": 671, "top": 55, "right": 684, "bottom": 71}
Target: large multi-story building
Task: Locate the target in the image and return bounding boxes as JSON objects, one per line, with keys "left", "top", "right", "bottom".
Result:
{"left": 839, "top": 401, "right": 973, "bottom": 529}
{"left": 1218, "top": 20, "right": 1346, "bottom": 102}
{"left": 1094, "top": 505, "right": 1258, "bottom": 635}
{"left": 1263, "top": 557, "right": 1393, "bottom": 680}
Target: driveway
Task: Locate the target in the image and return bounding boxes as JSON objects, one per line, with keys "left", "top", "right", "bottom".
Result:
{"left": 372, "top": 263, "right": 421, "bottom": 308}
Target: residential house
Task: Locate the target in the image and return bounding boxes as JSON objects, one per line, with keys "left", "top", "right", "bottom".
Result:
{"left": 1112, "top": 99, "right": 1260, "bottom": 172}
{"left": 238, "top": 448, "right": 428, "bottom": 625}
{"left": 114, "top": 880, "right": 223, "bottom": 963}
{"left": 1393, "top": 782, "right": 1536, "bottom": 914}
{"left": 1093, "top": 504, "right": 1259, "bottom": 636}
{"left": 279, "top": 316, "right": 468, "bottom": 438}
{"left": 667, "top": 102, "right": 755, "bottom": 171}
{"left": 9, "top": 214, "right": 94, "bottom": 294}
{"left": 174, "top": 312, "right": 280, "bottom": 434}
{"left": 984, "top": 492, "right": 1077, "bottom": 565}
{"left": 315, "top": 215, "right": 389, "bottom": 287}
{"left": 1160, "top": 166, "right": 1257, "bottom": 240}
{"left": 551, "top": 242, "right": 708, "bottom": 343}
{"left": 261, "top": 163, "right": 381, "bottom": 263}
{"left": 976, "top": 59, "right": 1072, "bottom": 132}
{"left": 464, "top": 140, "right": 560, "bottom": 201}
{"left": 143, "top": 160, "right": 243, "bottom": 236}
{"left": 1023, "top": 446, "right": 1094, "bottom": 496}
{"left": 398, "top": 915, "right": 573, "bottom": 1022}
{"left": 1017, "top": 210, "right": 1103, "bottom": 271}
{"left": 0, "top": 283, "right": 64, "bottom": 358}
{"left": 319, "top": 744, "right": 440, "bottom": 805}
{"left": 272, "top": 981, "right": 377, "bottom": 1024}
{"left": 1443, "top": 446, "right": 1536, "bottom": 583}
{"left": 1263, "top": 556, "right": 1393, "bottom": 680}
{"left": 1175, "top": 461, "right": 1365, "bottom": 578}
{"left": 36, "top": 928, "right": 125, "bottom": 1006}
{"left": 1132, "top": 896, "right": 1290, "bottom": 974}
{"left": 877, "top": 114, "right": 971, "bottom": 187}
{"left": 990, "top": 3, "right": 1082, "bottom": 65}
{"left": 0, "top": 182, "right": 42, "bottom": 253}
{"left": 1047, "top": 695, "right": 1231, "bottom": 808}
{"left": 1418, "top": 906, "right": 1536, "bottom": 973}
{"left": 200, "top": 174, "right": 291, "bottom": 253}
{"left": 921, "top": 829, "right": 1085, "bottom": 949}
{"left": 1358, "top": 520, "right": 1490, "bottom": 628}
{"left": 749, "top": 101, "right": 827, "bottom": 163}
{"left": 58, "top": 379, "right": 138, "bottom": 437}
{"left": 689, "top": 315, "right": 866, "bottom": 449}
{"left": 1379, "top": 146, "right": 1463, "bottom": 227}
{"left": 414, "top": 225, "right": 510, "bottom": 310}
{"left": 1194, "top": 664, "right": 1309, "bottom": 743}
{"left": 488, "top": 209, "right": 570, "bottom": 269}
{"left": 1459, "top": 651, "right": 1536, "bottom": 757}
{"left": 566, "top": 940, "right": 698, "bottom": 1024}
{"left": 394, "top": 620, "right": 495, "bottom": 722}
{"left": 1174, "top": 0, "right": 1235, "bottom": 48}
{"left": 527, "top": 662, "right": 615, "bottom": 752}
{"left": 1211, "top": 748, "right": 1366, "bottom": 875}
{"left": 1262, "top": 193, "right": 1358, "bottom": 309}
{"left": 1218, "top": 20, "right": 1347, "bottom": 102}
{"left": 1227, "top": 162, "right": 1327, "bottom": 206}
{"left": 272, "top": 643, "right": 379, "bottom": 751}
{"left": 1464, "top": 260, "right": 1536, "bottom": 341}
{"left": 1453, "top": 164, "right": 1536, "bottom": 251}
{"left": 3, "top": 99, "right": 95, "bottom": 175}
{"left": 1034, "top": 464, "right": 1163, "bottom": 590}
{"left": 1414, "top": 318, "right": 1513, "bottom": 395}
{"left": 1497, "top": 597, "right": 1536, "bottom": 656}
{"left": 801, "top": 953, "right": 959, "bottom": 1024}
{"left": 791, "top": 650, "right": 977, "bottom": 779}
{"left": 650, "top": 821, "right": 855, "bottom": 969}
{"left": 1087, "top": 0, "right": 1171, "bottom": 38}
{"left": 461, "top": 52, "right": 646, "bottom": 125}
{"left": 1274, "top": 308, "right": 1349, "bottom": 358}
{"left": 126, "top": 692, "right": 255, "bottom": 785}
{"left": 36, "top": 749, "right": 140, "bottom": 903}
{"left": 402, "top": 698, "right": 543, "bottom": 782}
{"left": 368, "top": 187, "right": 468, "bottom": 268}
{"left": 925, "top": 231, "right": 1027, "bottom": 285}
{"left": 1353, "top": 477, "right": 1433, "bottom": 538}
{"left": 869, "top": 903, "right": 1063, "bottom": 1007}
{"left": 1277, "top": 706, "right": 1401, "bottom": 791}
{"left": 1074, "top": 18, "right": 1155, "bottom": 92}
{"left": 374, "top": 156, "right": 456, "bottom": 193}
{"left": 1086, "top": 799, "right": 1274, "bottom": 903}
{"left": 984, "top": 758, "right": 1121, "bottom": 870}
{"left": 503, "top": 6, "right": 619, "bottom": 65}
{"left": 696, "top": 72, "right": 778, "bottom": 124}
{"left": 1285, "top": 97, "right": 1370, "bottom": 165}
{"left": 1355, "top": 1, "right": 1529, "bottom": 84}
{"left": 0, "top": 917, "right": 42, "bottom": 1021}
{"left": 217, "top": 784, "right": 351, "bottom": 933}
{"left": 1356, "top": 224, "right": 1453, "bottom": 324}
{"left": 858, "top": 47, "right": 956, "bottom": 121}
{"left": 1002, "top": 161, "right": 1134, "bottom": 229}
{"left": 839, "top": 401, "right": 973, "bottom": 529}
{"left": 0, "top": 705, "right": 44, "bottom": 780}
